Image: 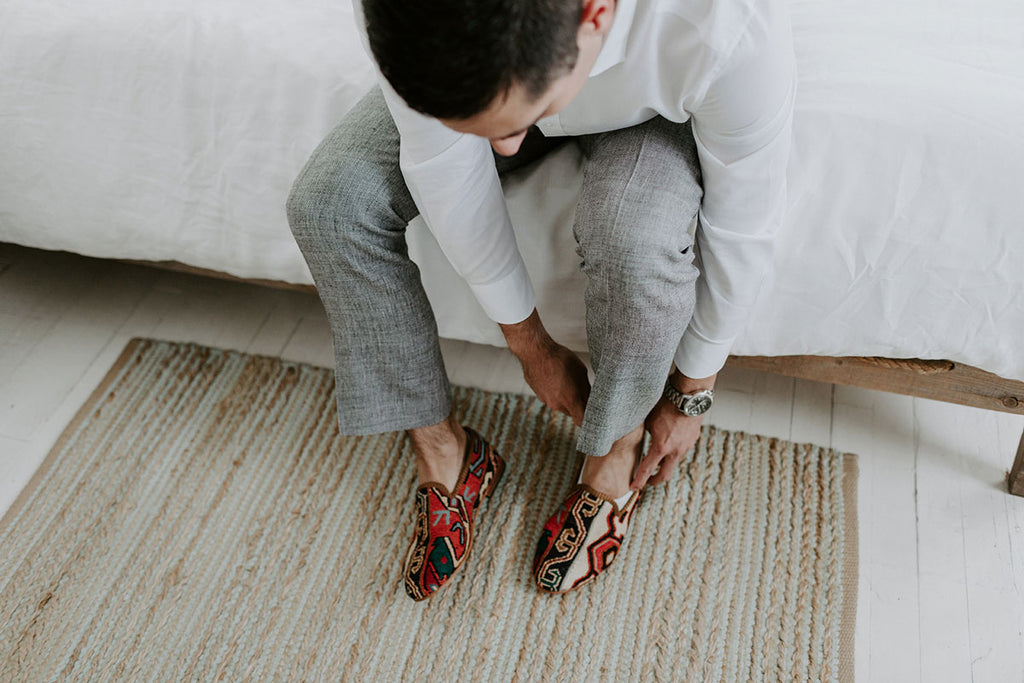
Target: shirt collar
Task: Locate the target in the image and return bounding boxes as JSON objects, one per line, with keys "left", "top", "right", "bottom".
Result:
{"left": 588, "top": 0, "right": 638, "bottom": 77}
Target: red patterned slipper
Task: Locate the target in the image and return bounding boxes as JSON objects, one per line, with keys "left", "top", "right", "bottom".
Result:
{"left": 403, "top": 427, "right": 505, "bottom": 601}
{"left": 532, "top": 484, "right": 641, "bottom": 594}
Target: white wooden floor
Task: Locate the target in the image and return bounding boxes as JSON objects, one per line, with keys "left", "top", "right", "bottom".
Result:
{"left": 1, "top": 242, "right": 1022, "bottom": 682}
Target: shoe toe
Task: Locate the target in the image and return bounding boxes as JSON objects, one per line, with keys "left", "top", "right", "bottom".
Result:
{"left": 533, "top": 485, "right": 639, "bottom": 594}
{"left": 403, "top": 487, "right": 472, "bottom": 601}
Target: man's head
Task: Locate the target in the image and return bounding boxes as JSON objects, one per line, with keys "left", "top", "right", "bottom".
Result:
{"left": 364, "top": 0, "right": 616, "bottom": 155}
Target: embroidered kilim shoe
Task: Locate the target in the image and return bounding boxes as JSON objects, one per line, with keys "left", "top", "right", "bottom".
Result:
{"left": 532, "top": 484, "right": 641, "bottom": 594}
{"left": 403, "top": 427, "right": 505, "bottom": 601}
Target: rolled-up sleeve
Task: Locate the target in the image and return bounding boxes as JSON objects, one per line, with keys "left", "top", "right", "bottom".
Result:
{"left": 674, "top": 0, "right": 797, "bottom": 379}
{"left": 354, "top": 0, "right": 536, "bottom": 324}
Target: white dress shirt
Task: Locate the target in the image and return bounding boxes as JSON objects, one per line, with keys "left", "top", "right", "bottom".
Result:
{"left": 353, "top": 0, "right": 797, "bottom": 380}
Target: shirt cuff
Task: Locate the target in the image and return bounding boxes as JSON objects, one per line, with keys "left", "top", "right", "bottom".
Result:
{"left": 465, "top": 261, "right": 536, "bottom": 325}
{"left": 673, "top": 329, "right": 735, "bottom": 380}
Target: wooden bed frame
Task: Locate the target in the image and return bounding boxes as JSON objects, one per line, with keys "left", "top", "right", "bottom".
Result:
{"left": 125, "top": 258, "right": 1024, "bottom": 498}
{"left": 728, "top": 355, "right": 1024, "bottom": 497}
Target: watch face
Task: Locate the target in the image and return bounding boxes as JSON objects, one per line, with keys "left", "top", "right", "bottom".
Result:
{"left": 683, "top": 392, "right": 713, "bottom": 416}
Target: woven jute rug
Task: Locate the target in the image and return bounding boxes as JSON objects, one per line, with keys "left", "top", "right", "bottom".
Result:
{"left": 0, "top": 338, "right": 857, "bottom": 682}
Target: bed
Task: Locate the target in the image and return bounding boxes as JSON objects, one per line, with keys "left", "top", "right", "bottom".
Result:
{"left": 2, "top": 0, "right": 1023, "bottom": 492}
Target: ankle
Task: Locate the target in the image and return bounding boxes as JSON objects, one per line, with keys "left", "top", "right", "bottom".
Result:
{"left": 580, "top": 426, "right": 644, "bottom": 497}
{"left": 580, "top": 454, "right": 635, "bottom": 495}
{"left": 603, "top": 425, "right": 644, "bottom": 465}
{"left": 408, "top": 417, "right": 466, "bottom": 489}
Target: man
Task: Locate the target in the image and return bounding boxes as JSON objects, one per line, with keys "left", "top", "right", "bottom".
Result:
{"left": 287, "top": 0, "right": 795, "bottom": 599}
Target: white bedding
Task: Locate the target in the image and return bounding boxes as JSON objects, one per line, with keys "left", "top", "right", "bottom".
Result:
{"left": 2, "top": 0, "right": 1023, "bottom": 380}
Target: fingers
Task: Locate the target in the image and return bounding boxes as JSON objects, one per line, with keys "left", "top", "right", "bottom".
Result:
{"left": 556, "top": 392, "right": 586, "bottom": 427}
{"left": 648, "top": 456, "right": 680, "bottom": 486}
{"left": 631, "top": 451, "right": 663, "bottom": 490}
{"left": 571, "top": 407, "right": 585, "bottom": 428}
{"left": 571, "top": 381, "right": 588, "bottom": 427}
{"left": 631, "top": 448, "right": 685, "bottom": 489}
{"left": 568, "top": 354, "right": 590, "bottom": 427}
{"left": 579, "top": 377, "right": 592, "bottom": 405}
{"left": 636, "top": 402, "right": 703, "bottom": 489}
{"left": 521, "top": 349, "right": 590, "bottom": 426}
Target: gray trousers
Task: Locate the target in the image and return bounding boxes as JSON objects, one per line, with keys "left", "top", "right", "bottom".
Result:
{"left": 286, "top": 87, "right": 702, "bottom": 457}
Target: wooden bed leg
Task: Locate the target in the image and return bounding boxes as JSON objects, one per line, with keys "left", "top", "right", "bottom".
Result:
{"left": 1010, "top": 428, "right": 1024, "bottom": 497}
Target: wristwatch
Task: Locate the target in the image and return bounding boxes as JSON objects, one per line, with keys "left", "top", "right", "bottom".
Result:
{"left": 663, "top": 378, "right": 715, "bottom": 416}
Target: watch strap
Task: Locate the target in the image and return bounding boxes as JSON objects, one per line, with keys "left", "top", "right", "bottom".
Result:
{"left": 663, "top": 379, "right": 714, "bottom": 415}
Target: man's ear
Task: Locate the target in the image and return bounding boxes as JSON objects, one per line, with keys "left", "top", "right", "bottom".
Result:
{"left": 580, "top": 0, "right": 616, "bottom": 36}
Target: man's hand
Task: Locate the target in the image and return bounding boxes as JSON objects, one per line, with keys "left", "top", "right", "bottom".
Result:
{"left": 632, "top": 369, "right": 717, "bottom": 489}
{"left": 500, "top": 309, "right": 591, "bottom": 426}
{"left": 518, "top": 342, "right": 591, "bottom": 427}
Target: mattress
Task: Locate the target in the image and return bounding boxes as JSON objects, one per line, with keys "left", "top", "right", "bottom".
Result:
{"left": 2, "top": 0, "right": 1023, "bottom": 380}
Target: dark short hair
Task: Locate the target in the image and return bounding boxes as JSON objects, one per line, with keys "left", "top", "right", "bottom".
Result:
{"left": 364, "top": 0, "right": 582, "bottom": 120}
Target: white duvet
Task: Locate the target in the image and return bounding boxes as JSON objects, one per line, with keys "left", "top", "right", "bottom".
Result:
{"left": 2, "top": 0, "right": 1022, "bottom": 380}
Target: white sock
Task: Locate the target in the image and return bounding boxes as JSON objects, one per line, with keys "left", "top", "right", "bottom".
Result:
{"left": 578, "top": 471, "right": 634, "bottom": 508}
{"left": 614, "top": 490, "right": 634, "bottom": 509}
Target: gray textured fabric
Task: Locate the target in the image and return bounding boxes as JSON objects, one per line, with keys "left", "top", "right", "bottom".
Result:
{"left": 287, "top": 86, "right": 701, "bottom": 455}
{"left": 570, "top": 120, "right": 702, "bottom": 455}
